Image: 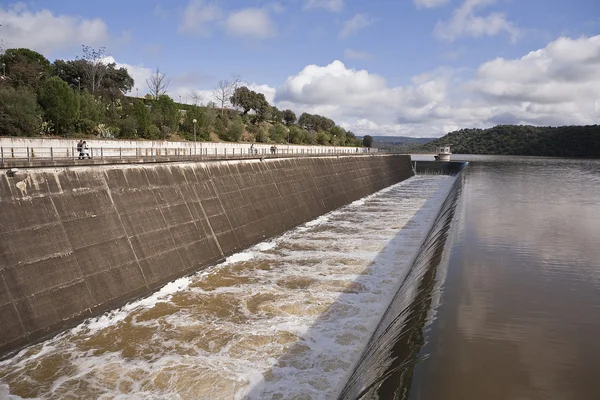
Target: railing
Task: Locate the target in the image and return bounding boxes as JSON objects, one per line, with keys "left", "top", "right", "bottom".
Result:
{"left": 0, "top": 145, "right": 375, "bottom": 164}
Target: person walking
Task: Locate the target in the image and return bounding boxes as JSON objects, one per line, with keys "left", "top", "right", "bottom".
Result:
{"left": 82, "top": 141, "right": 91, "bottom": 159}
{"left": 77, "top": 140, "right": 84, "bottom": 159}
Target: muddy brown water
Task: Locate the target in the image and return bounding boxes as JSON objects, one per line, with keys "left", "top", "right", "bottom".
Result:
{"left": 0, "top": 175, "right": 456, "bottom": 399}
{"left": 408, "top": 156, "right": 600, "bottom": 400}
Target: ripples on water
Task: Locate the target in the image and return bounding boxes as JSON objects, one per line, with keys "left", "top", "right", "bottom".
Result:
{"left": 409, "top": 156, "right": 600, "bottom": 400}
{"left": 0, "top": 175, "right": 455, "bottom": 400}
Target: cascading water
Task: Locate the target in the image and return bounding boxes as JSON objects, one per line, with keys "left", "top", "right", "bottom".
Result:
{"left": 0, "top": 174, "right": 457, "bottom": 400}
{"left": 338, "top": 171, "right": 464, "bottom": 400}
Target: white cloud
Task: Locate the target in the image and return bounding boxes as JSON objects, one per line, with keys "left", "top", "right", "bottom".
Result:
{"left": 274, "top": 35, "right": 600, "bottom": 136}
{"left": 101, "top": 56, "right": 153, "bottom": 96}
{"left": 339, "top": 13, "right": 373, "bottom": 38}
{"left": 344, "top": 49, "right": 372, "bottom": 60}
{"left": 413, "top": 0, "right": 449, "bottom": 9}
{"left": 225, "top": 8, "right": 276, "bottom": 38}
{"left": 434, "top": 0, "right": 520, "bottom": 42}
{"left": 179, "top": 0, "right": 222, "bottom": 36}
{"left": 304, "top": 0, "right": 344, "bottom": 13}
{"left": 0, "top": 3, "right": 109, "bottom": 54}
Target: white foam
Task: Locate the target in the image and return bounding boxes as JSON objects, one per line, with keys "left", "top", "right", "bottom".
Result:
{"left": 0, "top": 175, "right": 457, "bottom": 400}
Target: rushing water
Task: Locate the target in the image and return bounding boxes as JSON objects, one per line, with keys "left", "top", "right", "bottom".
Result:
{"left": 408, "top": 156, "right": 600, "bottom": 400}
{"left": 0, "top": 175, "right": 456, "bottom": 400}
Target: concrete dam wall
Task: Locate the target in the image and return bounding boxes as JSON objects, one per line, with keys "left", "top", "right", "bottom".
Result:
{"left": 0, "top": 155, "right": 413, "bottom": 356}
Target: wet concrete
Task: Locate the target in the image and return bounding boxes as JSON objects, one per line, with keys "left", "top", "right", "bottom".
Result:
{"left": 0, "top": 155, "right": 412, "bottom": 356}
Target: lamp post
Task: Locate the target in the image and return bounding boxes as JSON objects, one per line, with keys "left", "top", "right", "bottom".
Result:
{"left": 193, "top": 119, "right": 197, "bottom": 156}
{"left": 287, "top": 128, "right": 290, "bottom": 154}
{"left": 136, "top": 88, "right": 139, "bottom": 97}
{"left": 76, "top": 76, "right": 81, "bottom": 91}
{"left": 1, "top": 63, "right": 5, "bottom": 76}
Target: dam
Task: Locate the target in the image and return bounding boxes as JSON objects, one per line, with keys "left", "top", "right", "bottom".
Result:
{"left": 0, "top": 153, "right": 463, "bottom": 398}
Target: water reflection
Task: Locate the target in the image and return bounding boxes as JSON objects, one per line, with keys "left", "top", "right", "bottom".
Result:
{"left": 410, "top": 157, "right": 600, "bottom": 400}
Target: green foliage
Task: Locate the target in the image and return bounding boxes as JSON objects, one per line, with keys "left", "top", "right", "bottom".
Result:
{"left": 420, "top": 125, "right": 600, "bottom": 158}
{"left": 1, "top": 48, "right": 51, "bottom": 89}
{"left": 0, "top": 87, "right": 41, "bottom": 136}
{"left": 133, "top": 100, "right": 154, "bottom": 139}
{"left": 52, "top": 58, "right": 134, "bottom": 97}
{"left": 78, "top": 91, "right": 105, "bottom": 124}
{"left": 283, "top": 109, "right": 296, "bottom": 126}
{"left": 330, "top": 126, "right": 346, "bottom": 145}
{"left": 362, "top": 134, "right": 373, "bottom": 148}
{"left": 288, "top": 125, "right": 306, "bottom": 144}
{"left": 316, "top": 131, "right": 330, "bottom": 145}
{"left": 268, "top": 123, "right": 288, "bottom": 143}
{"left": 116, "top": 116, "right": 138, "bottom": 138}
{"left": 269, "top": 107, "right": 283, "bottom": 124}
{"left": 225, "top": 115, "right": 244, "bottom": 142}
{"left": 298, "top": 112, "right": 335, "bottom": 132}
{"left": 181, "top": 106, "right": 212, "bottom": 141}
{"left": 0, "top": 46, "right": 360, "bottom": 147}
{"left": 214, "top": 114, "right": 228, "bottom": 140}
{"left": 230, "top": 86, "right": 269, "bottom": 117}
{"left": 38, "top": 77, "right": 79, "bottom": 135}
{"left": 152, "top": 95, "right": 178, "bottom": 135}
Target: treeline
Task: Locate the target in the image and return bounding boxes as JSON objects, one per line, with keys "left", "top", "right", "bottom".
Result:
{"left": 420, "top": 125, "right": 600, "bottom": 158}
{"left": 0, "top": 46, "right": 366, "bottom": 147}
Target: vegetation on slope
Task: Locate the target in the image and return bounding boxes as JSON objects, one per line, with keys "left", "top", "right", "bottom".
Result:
{"left": 0, "top": 46, "right": 367, "bottom": 147}
{"left": 419, "top": 125, "right": 600, "bottom": 158}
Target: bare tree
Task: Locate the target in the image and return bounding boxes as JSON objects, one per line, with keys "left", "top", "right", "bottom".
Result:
{"left": 212, "top": 79, "right": 234, "bottom": 114}
{"left": 79, "top": 45, "right": 108, "bottom": 93}
{"left": 190, "top": 89, "right": 204, "bottom": 106}
{"left": 146, "top": 67, "right": 170, "bottom": 100}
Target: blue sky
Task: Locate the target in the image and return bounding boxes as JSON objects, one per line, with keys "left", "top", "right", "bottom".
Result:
{"left": 1, "top": 0, "right": 599, "bottom": 136}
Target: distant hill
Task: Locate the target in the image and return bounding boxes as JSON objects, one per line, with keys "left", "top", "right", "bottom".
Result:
{"left": 417, "top": 125, "right": 600, "bottom": 158}
{"left": 368, "top": 135, "right": 436, "bottom": 151}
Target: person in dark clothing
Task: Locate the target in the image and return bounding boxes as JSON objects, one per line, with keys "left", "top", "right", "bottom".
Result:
{"left": 77, "top": 140, "right": 84, "bottom": 159}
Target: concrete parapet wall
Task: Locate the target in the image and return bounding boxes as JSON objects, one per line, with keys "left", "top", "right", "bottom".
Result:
{"left": 0, "top": 137, "right": 375, "bottom": 160}
{"left": 0, "top": 155, "right": 412, "bottom": 356}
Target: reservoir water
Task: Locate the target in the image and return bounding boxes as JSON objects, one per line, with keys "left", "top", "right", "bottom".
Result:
{"left": 2, "top": 156, "right": 599, "bottom": 400}
{"left": 0, "top": 174, "right": 456, "bottom": 399}
{"left": 408, "top": 156, "right": 600, "bottom": 400}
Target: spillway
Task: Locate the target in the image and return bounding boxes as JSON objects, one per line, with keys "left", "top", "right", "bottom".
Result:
{"left": 0, "top": 174, "right": 456, "bottom": 399}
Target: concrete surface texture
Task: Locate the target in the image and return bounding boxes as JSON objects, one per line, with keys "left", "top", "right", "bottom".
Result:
{"left": 0, "top": 155, "right": 412, "bottom": 356}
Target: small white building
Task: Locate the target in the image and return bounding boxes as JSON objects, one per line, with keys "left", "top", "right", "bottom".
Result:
{"left": 435, "top": 145, "right": 452, "bottom": 161}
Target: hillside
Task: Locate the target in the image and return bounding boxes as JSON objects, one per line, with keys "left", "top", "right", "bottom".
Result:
{"left": 418, "top": 125, "right": 600, "bottom": 158}
{"left": 371, "top": 135, "right": 435, "bottom": 152}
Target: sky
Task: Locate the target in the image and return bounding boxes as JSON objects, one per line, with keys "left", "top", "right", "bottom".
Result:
{"left": 1, "top": 0, "right": 599, "bottom": 137}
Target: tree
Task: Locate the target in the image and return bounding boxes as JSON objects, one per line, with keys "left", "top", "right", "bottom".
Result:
{"left": 0, "top": 87, "right": 41, "bottom": 136}
{"left": 78, "top": 45, "right": 109, "bottom": 94}
{"left": 146, "top": 67, "right": 170, "bottom": 100}
{"left": 1, "top": 48, "right": 51, "bottom": 89}
{"left": 190, "top": 89, "right": 204, "bottom": 106}
{"left": 226, "top": 115, "right": 244, "bottom": 142}
{"left": 212, "top": 79, "right": 234, "bottom": 114}
{"left": 288, "top": 125, "right": 306, "bottom": 144}
{"left": 181, "top": 105, "right": 211, "bottom": 141}
{"left": 38, "top": 77, "right": 78, "bottom": 135}
{"left": 151, "top": 94, "right": 178, "bottom": 138}
{"left": 363, "top": 134, "right": 373, "bottom": 148}
{"left": 270, "top": 107, "right": 283, "bottom": 124}
{"left": 269, "top": 123, "right": 288, "bottom": 143}
{"left": 75, "top": 91, "right": 105, "bottom": 134}
{"left": 133, "top": 100, "right": 154, "bottom": 138}
{"left": 283, "top": 109, "right": 296, "bottom": 125}
{"left": 101, "top": 64, "right": 134, "bottom": 97}
{"left": 230, "top": 86, "right": 254, "bottom": 114}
